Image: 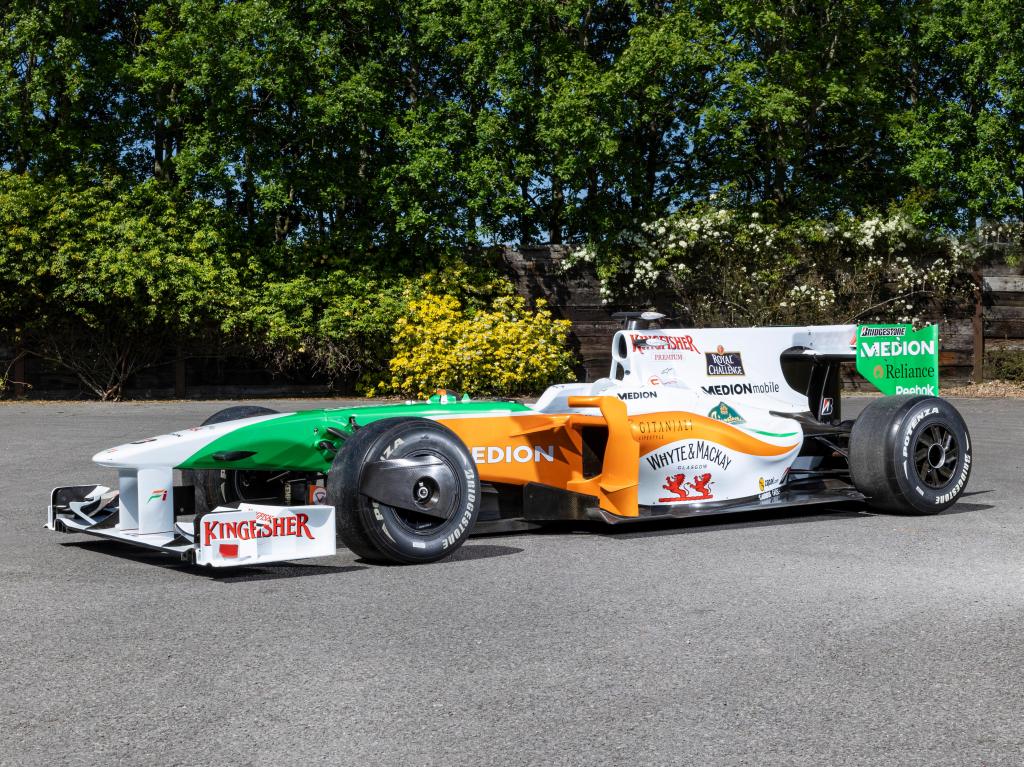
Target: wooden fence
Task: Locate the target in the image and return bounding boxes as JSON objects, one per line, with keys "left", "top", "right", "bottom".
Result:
{"left": 978, "top": 262, "right": 1024, "bottom": 372}
{"left": 502, "top": 245, "right": 621, "bottom": 382}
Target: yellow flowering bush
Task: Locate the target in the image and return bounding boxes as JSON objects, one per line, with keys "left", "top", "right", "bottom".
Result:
{"left": 378, "top": 294, "right": 576, "bottom": 397}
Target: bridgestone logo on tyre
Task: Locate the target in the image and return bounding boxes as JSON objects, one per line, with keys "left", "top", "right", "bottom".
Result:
{"left": 443, "top": 470, "right": 476, "bottom": 550}
{"left": 935, "top": 454, "right": 971, "bottom": 505}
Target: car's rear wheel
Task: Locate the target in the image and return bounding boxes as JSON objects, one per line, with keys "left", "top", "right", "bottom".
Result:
{"left": 326, "top": 417, "right": 480, "bottom": 564}
{"left": 849, "top": 395, "right": 972, "bottom": 514}
{"left": 184, "top": 405, "right": 284, "bottom": 514}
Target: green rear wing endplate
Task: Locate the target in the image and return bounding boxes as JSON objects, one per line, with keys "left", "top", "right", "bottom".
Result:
{"left": 855, "top": 323, "right": 939, "bottom": 396}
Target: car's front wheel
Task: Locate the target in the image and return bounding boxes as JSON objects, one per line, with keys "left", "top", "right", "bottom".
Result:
{"left": 326, "top": 417, "right": 480, "bottom": 564}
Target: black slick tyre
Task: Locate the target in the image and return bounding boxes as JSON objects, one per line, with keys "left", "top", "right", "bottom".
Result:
{"left": 184, "top": 405, "right": 280, "bottom": 515}
{"left": 326, "top": 417, "right": 480, "bottom": 564}
{"left": 849, "top": 395, "right": 971, "bottom": 514}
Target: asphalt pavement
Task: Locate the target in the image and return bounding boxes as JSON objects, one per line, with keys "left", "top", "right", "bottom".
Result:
{"left": 0, "top": 397, "right": 1021, "bottom": 766}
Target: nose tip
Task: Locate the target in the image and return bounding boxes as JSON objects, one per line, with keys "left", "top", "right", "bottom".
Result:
{"left": 93, "top": 450, "right": 115, "bottom": 464}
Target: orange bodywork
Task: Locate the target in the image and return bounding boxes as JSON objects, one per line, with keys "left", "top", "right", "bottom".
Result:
{"left": 435, "top": 398, "right": 637, "bottom": 517}
{"left": 436, "top": 395, "right": 796, "bottom": 519}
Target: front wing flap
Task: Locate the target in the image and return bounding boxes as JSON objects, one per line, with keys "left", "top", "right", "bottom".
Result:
{"left": 48, "top": 484, "right": 336, "bottom": 568}
{"left": 193, "top": 503, "right": 335, "bottom": 567}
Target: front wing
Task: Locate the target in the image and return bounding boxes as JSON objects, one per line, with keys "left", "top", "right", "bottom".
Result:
{"left": 47, "top": 485, "right": 336, "bottom": 567}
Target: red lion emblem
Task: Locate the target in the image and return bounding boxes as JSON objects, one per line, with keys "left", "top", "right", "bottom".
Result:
{"left": 658, "top": 472, "right": 714, "bottom": 503}
{"left": 660, "top": 474, "right": 689, "bottom": 501}
{"left": 689, "top": 473, "right": 713, "bottom": 497}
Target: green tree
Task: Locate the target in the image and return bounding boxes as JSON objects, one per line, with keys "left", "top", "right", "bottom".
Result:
{"left": 889, "top": 0, "right": 1024, "bottom": 228}
{"left": 0, "top": 0, "right": 148, "bottom": 176}
{"left": 693, "top": 0, "right": 900, "bottom": 217}
{"left": 3, "top": 0, "right": 1023, "bottom": 398}
{"left": 0, "top": 172, "right": 240, "bottom": 399}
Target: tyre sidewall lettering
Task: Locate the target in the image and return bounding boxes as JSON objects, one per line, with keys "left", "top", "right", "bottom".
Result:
{"left": 363, "top": 425, "right": 478, "bottom": 560}
{"left": 935, "top": 452, "right": 971, "bottom": 506}
{"left": 380, "top": 436, "right": 405, "bottom": 460}
{"left": 443, "top": 470, "right": 477, "bottom": 550}
{"left": 901, "top": 406, "right": 938, "bottom": 460}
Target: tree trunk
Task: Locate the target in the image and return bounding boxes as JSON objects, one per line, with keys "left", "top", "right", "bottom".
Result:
{"left": 549, "top": 178, "right": 563, "bottom": 245}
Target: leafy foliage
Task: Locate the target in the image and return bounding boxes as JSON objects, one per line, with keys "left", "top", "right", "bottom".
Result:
{"left": 0, "top": 172, "right": 238, "bottom": 399}
{"left": 565, "top": 203, "right": 976, "bottom": 327}
{"left": 5, "top": 0, "right": 1022, "bottom": 252}
{"left": 2, "top": 0, "right": 1022, "bottom": 397}
{"left": 379, "top": 294, "right": 575, "bottom": 397}
{"left": 226, "top": 262, "right": 514, "bottom": 392}
{"left": 985, "top": 350, "right": 1024, "bottom": 383}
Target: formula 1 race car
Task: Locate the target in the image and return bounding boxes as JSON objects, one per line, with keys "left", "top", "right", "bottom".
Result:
{"left": 47, "top": 317, "right": 972, "bottom": 566}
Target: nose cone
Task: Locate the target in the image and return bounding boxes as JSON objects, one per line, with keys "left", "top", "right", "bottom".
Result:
{"left": 92, "top": 432, "right": 204, "bottom": 469}
{"left": 91, "top": 412, "right": 288, "bottom": 470}
{"left": 92, "top": 425, "right": 226, "bottom": 469}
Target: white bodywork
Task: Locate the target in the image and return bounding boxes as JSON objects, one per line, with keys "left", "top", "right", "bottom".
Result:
{"left": 87, "top": 413, "right": 294, "bottom": 541}
{"left": 533, "top": 325, "right": 857, "bottom": 508}
{"left": 92, "top": 413, "right": 288, "bottom": 470}
{"left": 47, "top": 322, "right": 860, "bottom": 561}
{"left": 608, "top": 324, "right": 855, "bottom": 405}
{"left": 46, "top": 411, "right": 339, "bottom": 568}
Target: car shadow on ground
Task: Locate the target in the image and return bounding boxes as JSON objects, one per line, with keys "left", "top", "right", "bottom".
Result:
{"left": 525, "top": 491, "right": 996, "bottom": 541}
{"left": 433, "top": 543, "right": 524, "bottom": 563}
{"left": 62, "top": 539, "right": 367, "bottom": 581}
{"left": 60, "top": 491, "right": 992, "bottom": 571}
{"left": 61, "top": 538, "right": 524, "bottom": 580}
{"left": 534, "top": 506, "right": 870, "bottom": 541}
{"left": 207, "top": 563, "right": 368, "bottom": 583}
{"left": 230, "top": 542, "right": 525, "bottom": 574}
{"left": 933, "top": 498, "right": 994, "bottom": 516}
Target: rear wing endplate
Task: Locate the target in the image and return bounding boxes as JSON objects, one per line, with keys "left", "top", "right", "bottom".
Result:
{"left": 853, "top": 324, "right": 940, "bottom": 396}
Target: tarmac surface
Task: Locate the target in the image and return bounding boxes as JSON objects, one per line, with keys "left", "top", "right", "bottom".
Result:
{"left": 0, "top": 397, "right": 1021, "bottom": 766}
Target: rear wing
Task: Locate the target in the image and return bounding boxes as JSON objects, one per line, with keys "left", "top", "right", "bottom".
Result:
{"left": 610, "top": 323, "right": 939, "bottom": 409}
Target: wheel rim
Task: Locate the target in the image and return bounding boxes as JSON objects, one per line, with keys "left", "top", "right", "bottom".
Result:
{"left": 913, "top": 424, "right": 960, "bottom": 489}
{"left": 389, "top": 450, "right": 459, "bottom": 534}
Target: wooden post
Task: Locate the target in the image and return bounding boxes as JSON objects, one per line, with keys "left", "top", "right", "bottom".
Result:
{"left": 972, "top": 267, "right": 984, "bottom": 384}
{"left": 174, "top": 347, "right": 187, "bottom": 398}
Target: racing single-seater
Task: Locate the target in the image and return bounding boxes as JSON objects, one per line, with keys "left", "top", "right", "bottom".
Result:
{"left": 48, "top": 317, "right": 971, "bottom": 566}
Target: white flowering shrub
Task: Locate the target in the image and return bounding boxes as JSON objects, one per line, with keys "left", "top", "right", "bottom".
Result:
{"left": 563, "top": 204, "right": 979, "bottom": 327}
